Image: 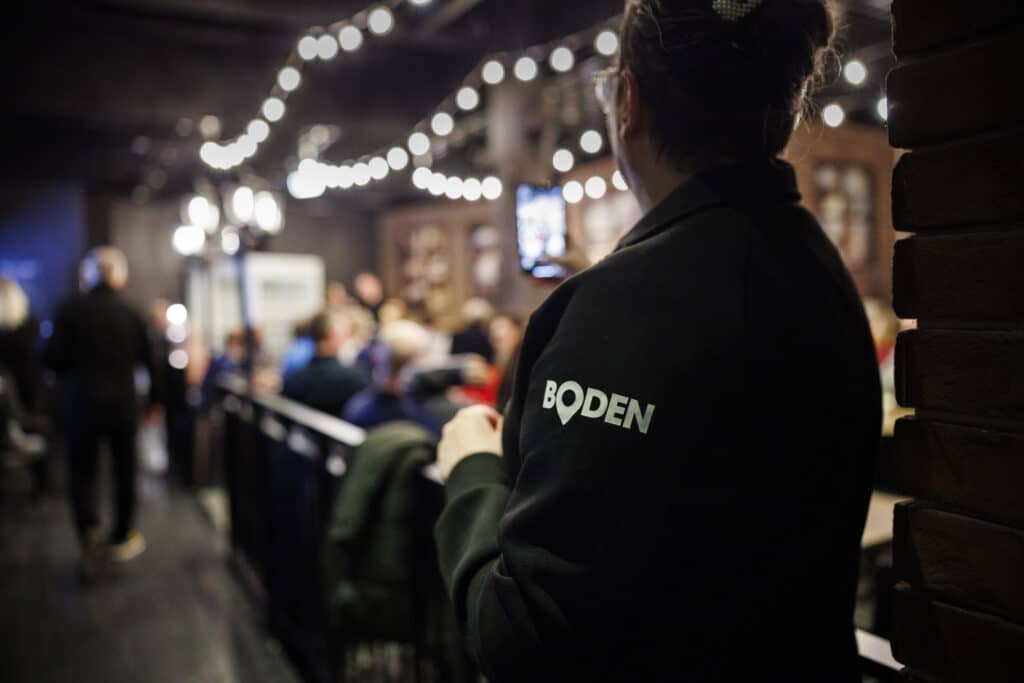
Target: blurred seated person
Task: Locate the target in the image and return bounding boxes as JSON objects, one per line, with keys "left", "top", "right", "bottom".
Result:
{"left": 353, "top": 271, "right": 384, "bottom": 320}
{"left": 450, "top": 298, "right": 495, "bottom": 363}
{"left": 281, "top": 318, "right": 315, "bottom": 381}
{"left": 344, "top": 320, "right": 460, "bottom": 436}
{"left": 200, "top": 329, "right": 248, "bottom": 409}
{"left": 282, "top": 312, "right": 368, "bottom": 416}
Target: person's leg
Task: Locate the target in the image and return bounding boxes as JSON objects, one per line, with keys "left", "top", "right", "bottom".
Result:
{"left": 109, "top": 420, "right": 139, "bottom": 544}
{"left": 68, "top": 422, "right": 101, "bottom": 542}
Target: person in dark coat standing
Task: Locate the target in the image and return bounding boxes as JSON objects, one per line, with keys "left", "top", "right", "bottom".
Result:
{"left": 433, "top": 2, "right": 881, "bottom": 682}
{"left": 45, "top": 247, "right": 160, "bottom": 578}
{"left": 282, "top": 311, "right": 369, "bottom": 417}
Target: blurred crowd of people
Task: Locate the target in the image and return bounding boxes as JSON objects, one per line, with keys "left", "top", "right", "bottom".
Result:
{"left": 201, "top": 272, "right": 525, "bottom": 440}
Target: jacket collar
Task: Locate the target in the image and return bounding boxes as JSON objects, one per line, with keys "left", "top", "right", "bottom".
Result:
{"left": 615, "top": 158, "right": 801, "bottom": 252}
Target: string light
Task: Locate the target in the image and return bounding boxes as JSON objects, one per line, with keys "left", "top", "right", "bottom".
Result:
{"left": 247, "top": 119, "right": 270, "bottom": 143}
{"left": 173, "top": 225, "right": 206, "bottom": 256}
{"left": 412, "top": 167, "right": 433, "bottom": 189}
{"left": 553, "top": 148, "right": 575, "bottom": 173}
{"left": 823, "top": 103, "right": 845, "bottom": 128}
{"left": 431, "top": 112, "right": 455, "bottom": 137}
{"left": 612, "top": 170, "right": 628, "bottom": 191}
{"left": 368, "top": 156, "right": 390, "bottom": 180}
{"left": 549, "top": 46, "right": 575, "bottom": 73}
{"left": 221, "top": 229, "right": 241, "bottom": 256}
{"left": 585, "top": 176, "right": 607, "bottom": 199}
{"left": 353, "top": 163, "right": 372, "bottom": 186}
{"left": 429, "top": 172, "right": 447, "bottom": 196}
{"left": 409, "top": 0, "right": 432, "bottom": 5}
{"left": 445, "top": 176, "right": 464, "bottom": 200}
{"left": 482, "top": 60, "right": 505, "bottom": 85}
{"left": 367, "top": 6, "right": 395, "bottom": 36}
{"left": 482, "top": 176, "right": 503, "bottom": 200}
{"left": 580, "top": 129, "right": 603, "bottom": 154}
{"left": 408, "top": 132, "right": 431, "bottom": 156}
{"left": 562, "top": 181, "right": 584, "bottom": 204}
{"left": 514, "top": 56, "right": 538, "bottom": 82}
{"left": 457, "top": 86, "right": 480, "bottom": 111}
{"left": 166, "top": 303, "right": 188, "bottom": 326}
{"left": 387, "top": 146, "right": 410, "bottom": 171}
{"left": 254, "top": 192, "right": 284, "bottom": 232}
{"left": 338, "top": 25, "right": 364, "bottom": 52}
{"left": 262, "top": 97, "right": 285, "bottom": 122}
{"left": 317, "top": 34, "right": 339, "bottom": 60}
{"left": 595, "top": 30, "right": 619, "bottom": 56}
{"left": 277, "top": 66, "right": 302, "bottom": 92}
{"left": 231, "top": 186, "right": 255, "bottom": 223}
{"left": 877, "top": 97, "right": 888, "bottom": 121}
{"left": 297, "top": 35, "right": 319, "bottom": 61}
{"left": 844, "top": 60, "right": 868, "bottom": 86}
{"left": 462, "top": 178, "right": 483, "bottom": 201}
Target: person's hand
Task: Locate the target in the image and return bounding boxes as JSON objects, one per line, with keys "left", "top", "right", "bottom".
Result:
{"left": 438, "top": 405, "right": 503, "bottom": 481}
{"left": 461, "top": 354, "right": 490, "bottom": 386}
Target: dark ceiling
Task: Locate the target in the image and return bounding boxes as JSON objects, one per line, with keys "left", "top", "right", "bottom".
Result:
{"left": 1, "top": 0, "right": 895, "bottom": 206}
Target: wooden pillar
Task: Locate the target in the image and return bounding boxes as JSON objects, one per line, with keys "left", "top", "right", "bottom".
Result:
{"left": 886, "top": 3, "right": 1024, "bottom": 681}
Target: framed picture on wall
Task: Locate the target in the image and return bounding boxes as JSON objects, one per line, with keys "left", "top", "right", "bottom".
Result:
{"left": 813, "top": 161, "right": 876, "bottom": 271}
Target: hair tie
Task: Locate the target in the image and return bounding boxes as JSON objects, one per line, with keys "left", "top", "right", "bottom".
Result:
{"left": 712, "top": 0, "right": 764, "bottom": 21}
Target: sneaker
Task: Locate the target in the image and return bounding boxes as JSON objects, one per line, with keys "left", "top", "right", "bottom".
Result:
{"left": 78, "top": 528, "right": 109, "bottom": 584}
{"left": 110, "top": 530, "right": 146, "bottom": 562}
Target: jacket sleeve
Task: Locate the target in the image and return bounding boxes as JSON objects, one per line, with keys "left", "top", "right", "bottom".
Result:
{"left": 434, "top": 275, "right": 741, "bottom": 681}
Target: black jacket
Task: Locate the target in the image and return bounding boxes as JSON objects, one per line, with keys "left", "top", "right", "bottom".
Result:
{"left": 281, "top": 355, "right": 369, "bottom": 417}
{"left": 44, "top": 284, "right": 158, "bottom": 423}
{"left": 435, "top": 160, "right": 881, "bottom": 682}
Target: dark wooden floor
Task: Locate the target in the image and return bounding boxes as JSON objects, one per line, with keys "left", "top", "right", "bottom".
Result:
{"left": 0, "top": 463, "right": 300, "bottom": 683}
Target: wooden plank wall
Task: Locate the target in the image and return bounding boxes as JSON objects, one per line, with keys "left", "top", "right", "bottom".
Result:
{"left": 887, "top": 2, "right": 1024, "bottom": 681}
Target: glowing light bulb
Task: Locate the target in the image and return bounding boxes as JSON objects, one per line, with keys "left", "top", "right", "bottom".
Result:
{"left": 481, "top": 176, "right": 503, "bottom": 200}
{"left": 166, "top": 303, "right": 188, "bottom": 326}
{"left": 562, "top": 181, "right": 584, "bottom": 204}
{"left": 221, "top": 229, "right": 240, "bottom": 256}
{"left": 254, "top": 192, "right": 283, "bottom": 232}
{"left": 580, "top": 129, "right": 603, "bottom": 154}
{"left": 482, "top": 60, "right": 505, "bottom": 85}
{"left": 552, "top": 148, "right": 575, "bottom": 173}
{"left": 368, "top": 156, "right": 389, "bottom": 180}
{"left": 172, "top": 225, "right": 206, "bottom": 256}
{"left": 232, "top": 186, "right": 255, "bottom": 223}
{"left": 277, "top": 66, "right": 302, "bottom": 92}
{"left": 549, "top": 46, "right": 575, "bottom": 73}
{"left": 877, "top": 97, "right": 888, "bottom": 121}
{"left": 585, "top": 176, "right": 607, "bottom": 199}
{"left": 457, "top": 86, "right": 480, "bottom": 111}
{"left": 408, "top": 132, "right": 431, "bottom": 156}
{"left": 462, "top": 178, "right": 482, "bottom": 201}
{"left": 317, "top": 34, "right": 339, "bottom": 60}
{"left": 247, "top": 119, "right": 270, "bottom": 143}
{"left": 595, "top": 30, "right": 619, "bottom": 56}
{"left": 514, "top": 56, "right": 538, "bottom": 82}
{"left": 262, "top": 97, "right": 285, "bottom": 122}
{"left": 431, "top": 112, "right": 455, "bottom": 136}
{"left": 823, "top": 103, "right": 845, "bottom": 128}
{"left": 338, "top": 25, "right": 363, "bottom": 52}
{"left": 353, "top": 163, "right": 372, "bottom": 186}
{"left": 367, "top": 6, "right": 395, "bottom": 36}
{"left": 843, "top": 60, "right": 868, "bottom": 86}
{"left": 297, "top": 36, "right": 319, "bottom": 61}
{"left": 612, "top": 170, "right": 628, "bottom": 191}
{"left": 429, "top": 172, "right": 447, "bottom": 196}
{"left": 387, "top": 147, "right": 410, "bottom": 171}
{"left": 412, "top": 167, "right": 433, "bottom": 189}
{"left": 445, "top": 176, "right": 464, "bottom": 200}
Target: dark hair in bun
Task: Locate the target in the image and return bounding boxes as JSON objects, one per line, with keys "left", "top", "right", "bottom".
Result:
{"left": 619, "top": 0, "right": 837, "bottom": 163}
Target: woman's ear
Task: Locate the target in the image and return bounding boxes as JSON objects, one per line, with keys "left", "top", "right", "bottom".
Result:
{"left": 619, "top": 69, "right": 643, "bottom": 141}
